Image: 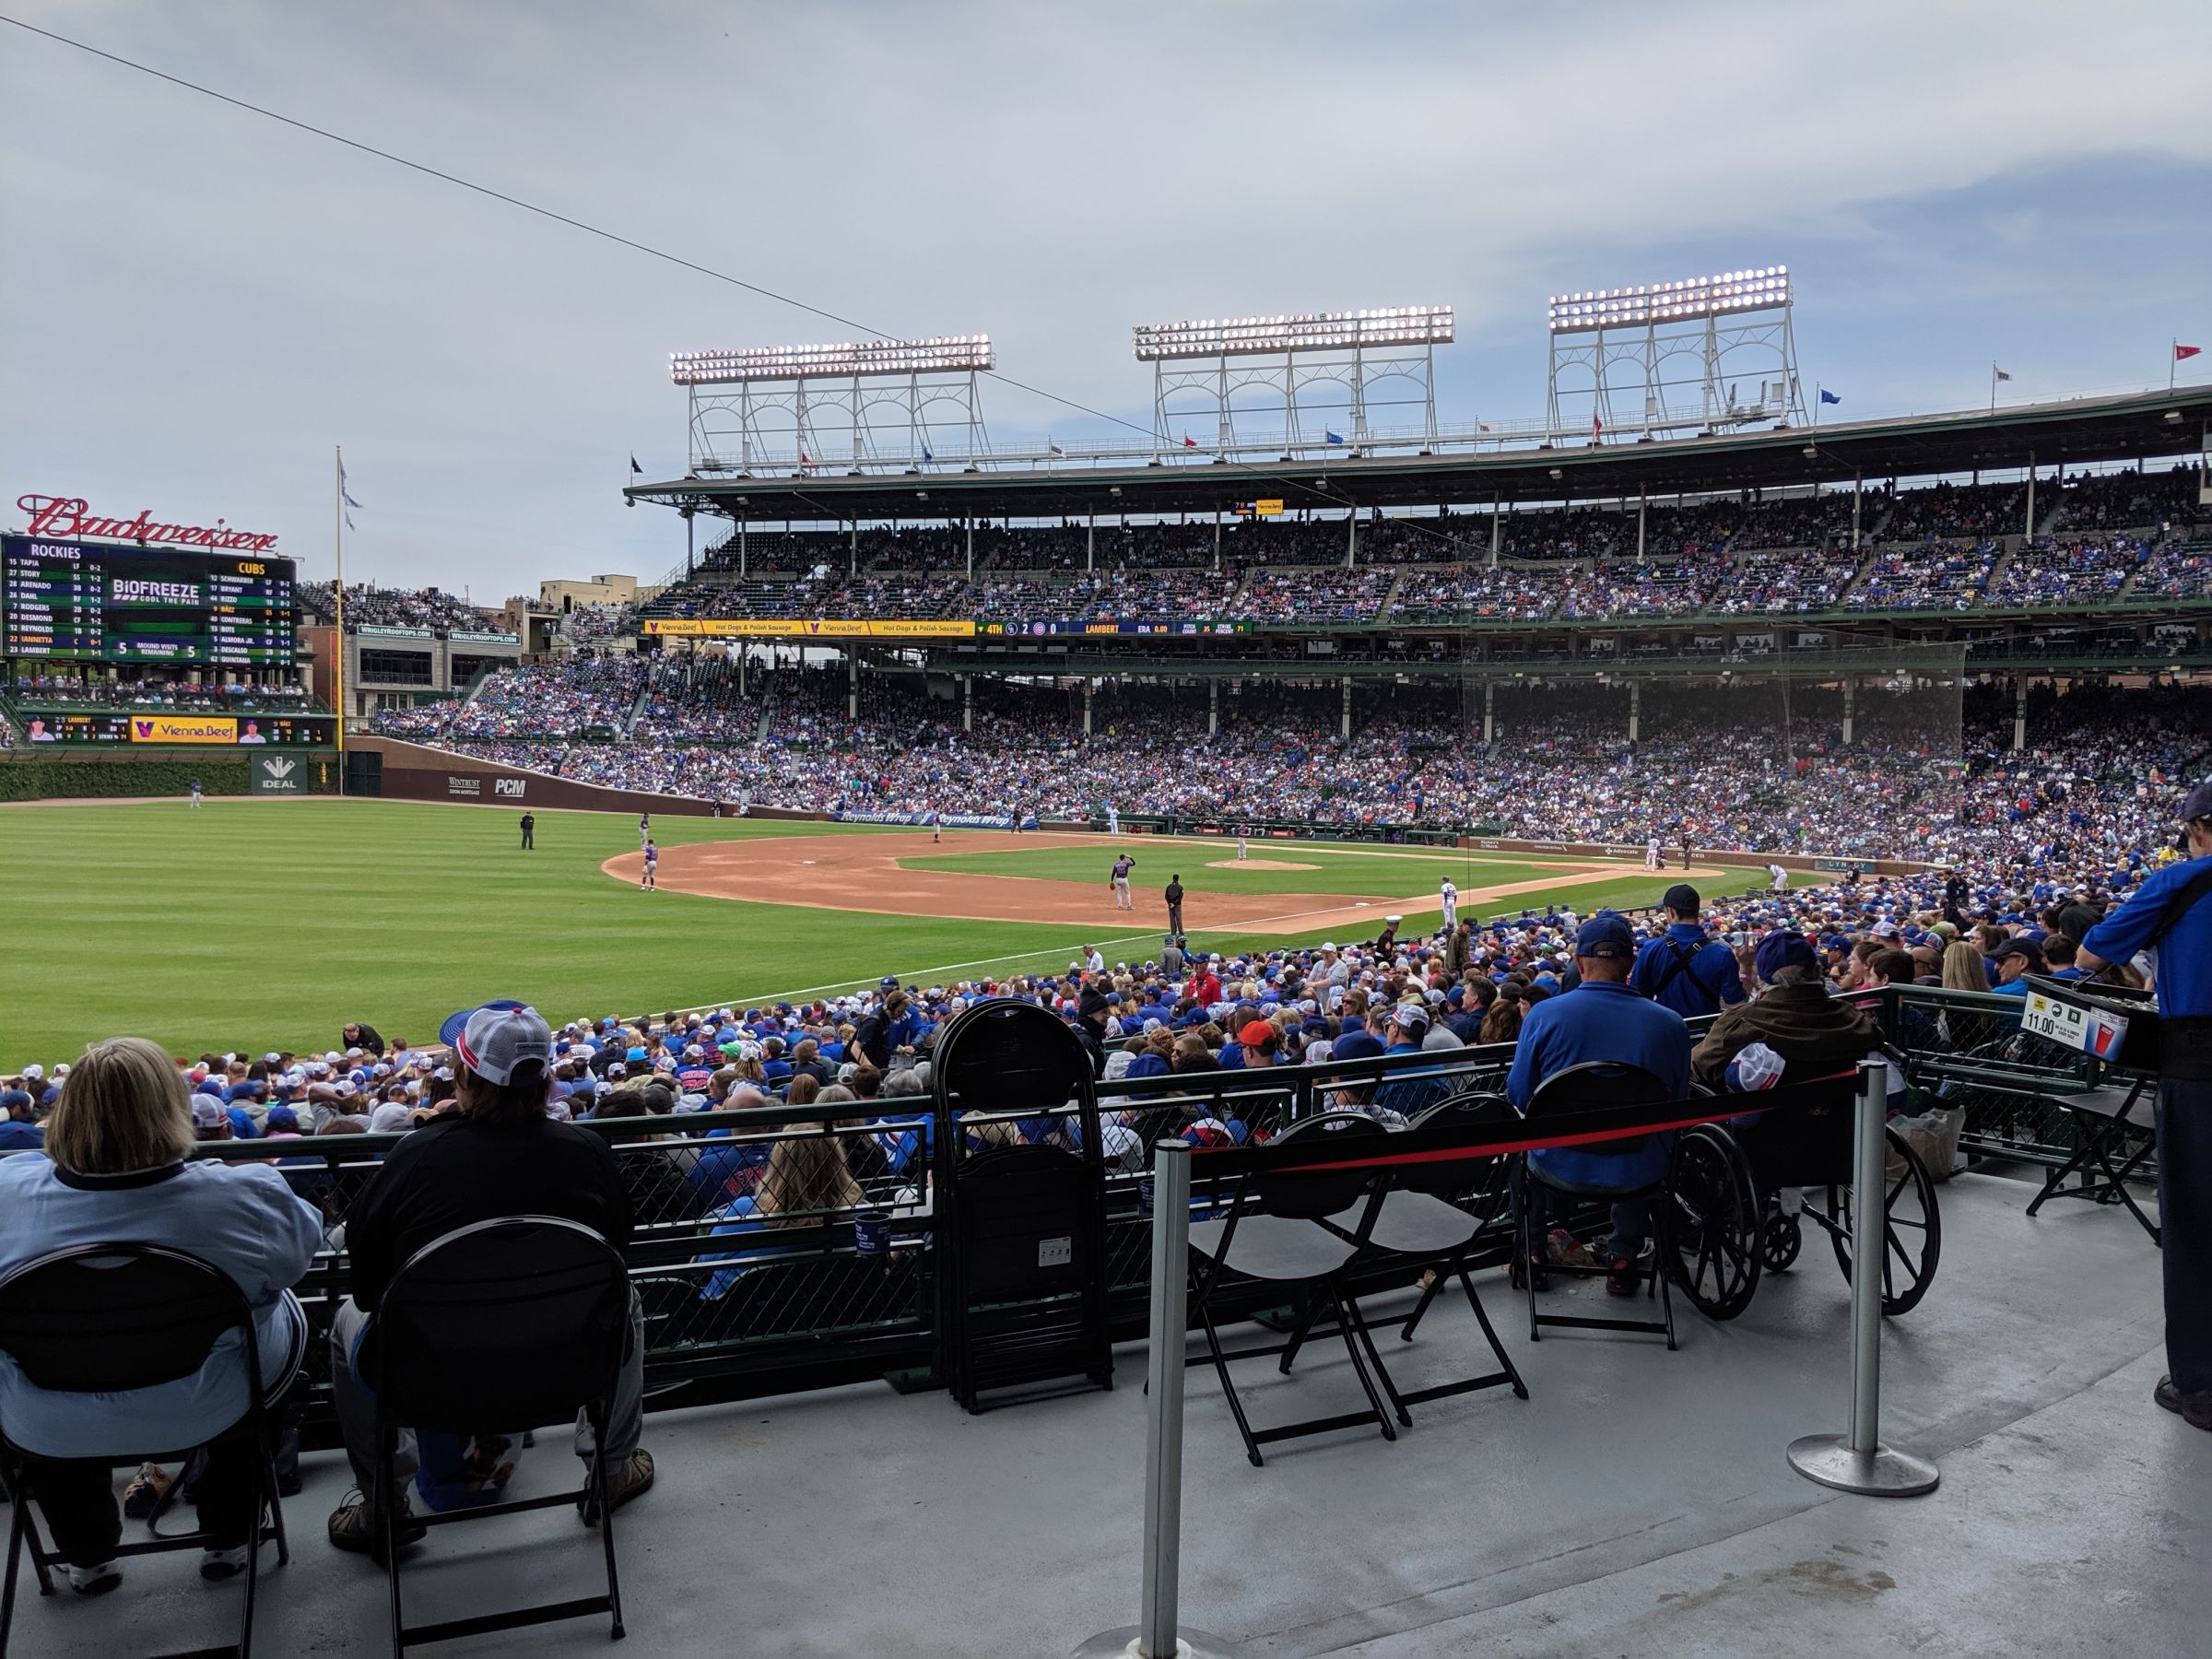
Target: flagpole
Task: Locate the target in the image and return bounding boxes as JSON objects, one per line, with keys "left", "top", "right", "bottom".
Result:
{"left": 2172, "top": 339, "right": 2179, "bottom": 394}
{"left": 1989, "top": 362, "right": 1996, "bottom": 413}
{"left": 334, "top": 445, "right": 347, "bottom": 794}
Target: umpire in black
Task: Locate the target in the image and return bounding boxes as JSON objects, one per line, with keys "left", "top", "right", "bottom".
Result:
{"left": 2078, "top": 780, "right": 2212, "bottom": 1431}
{"left": 519, "top": 811, "right": 535, "bottom": 851}
{"left": 1165, "top": 874, "right": 1185, "bottom": 936}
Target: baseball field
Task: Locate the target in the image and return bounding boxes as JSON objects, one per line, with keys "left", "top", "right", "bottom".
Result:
{"left": 0, "top": 797, "right": 1801, "bottom": 1068}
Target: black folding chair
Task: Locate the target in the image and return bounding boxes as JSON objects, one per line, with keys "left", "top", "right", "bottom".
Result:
{"left": 356, "top": 1216, "right": 632, "bottom": 1653}
{"left": 2026, "top": 1075, "right": 2160, "bottom": 1243}
{"left": 1517, "top": 1062, "right": 1679, "bottom": 1349}
{"left": 0, "top": 1242, "right": 296, "bottom": 1659}
{"left": 932, "top": 999, "right": 1112, "bottom": 1412}
{"left": 1363, "top": 1093, "right": 1529, "bottom": 1413}
{"left": 1186, "top": 1113, "right": 1401, "bottom": 1466}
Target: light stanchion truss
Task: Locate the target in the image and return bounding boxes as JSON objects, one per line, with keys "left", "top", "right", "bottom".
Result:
{"left": 676, "top": 335, "right": 994, "bottom": 476}
{"left": 1547, "top": 267, "right": 1807, "bottom": 442}
{"left": 1134, "top": 306, "right": 1453, "bottom": 463}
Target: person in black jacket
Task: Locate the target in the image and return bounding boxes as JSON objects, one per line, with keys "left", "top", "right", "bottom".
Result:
{"left": 324, "top": 1002, "right": 653, "bottom": 1558}
{"left": 340, "top": 1020, "right": 385, "bottom": 1058}
{"left": 1164, "top": 875, "right": 1185, "bottom": 936}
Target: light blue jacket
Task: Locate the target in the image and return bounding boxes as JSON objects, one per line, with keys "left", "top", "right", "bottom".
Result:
{"left": 0, "top": 1154, "right": 321, "bottom": 1458}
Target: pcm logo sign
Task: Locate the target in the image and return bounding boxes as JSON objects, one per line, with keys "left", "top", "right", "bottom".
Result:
{"left": 493, "top": 778, "right": 526, "bottom": 797}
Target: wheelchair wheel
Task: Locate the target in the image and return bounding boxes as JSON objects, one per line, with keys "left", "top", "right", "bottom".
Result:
{"left": 1759, "top": 1209, "right": 1802, "bottom": 1272}
{"left": 1825, "top": 1126, "right": 1942, "bottom": 1315}
{"left": 1663, "top": 1124, "right": 1761, "bottom": 1321}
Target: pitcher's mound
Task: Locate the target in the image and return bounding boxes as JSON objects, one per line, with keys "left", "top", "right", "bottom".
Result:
{"left": 1207, "top": 858, "right": 1322, "bottom": 871}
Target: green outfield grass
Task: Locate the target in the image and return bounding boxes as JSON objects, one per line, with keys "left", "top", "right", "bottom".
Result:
{"left": 900, "top": 842, "right": 1565, "bottom": 898}
{"left": 0, "top": 801, "right": 1810, "bottom": 1069}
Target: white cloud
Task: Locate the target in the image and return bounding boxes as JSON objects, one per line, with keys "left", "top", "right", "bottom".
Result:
{"left": 2, "top": 0, "right": 2206, "bottom": 593}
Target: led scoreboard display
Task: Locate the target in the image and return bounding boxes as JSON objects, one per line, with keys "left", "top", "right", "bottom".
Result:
{"left": 1, "top": 534, "right": 297, "bottom": 665}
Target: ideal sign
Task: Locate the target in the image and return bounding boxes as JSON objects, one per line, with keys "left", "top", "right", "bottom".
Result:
{"left": 249, "top": 753, "right": 306, "bottom": 795}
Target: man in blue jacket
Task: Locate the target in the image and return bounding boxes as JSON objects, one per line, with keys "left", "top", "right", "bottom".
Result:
{"left": 1511, "top": 912, "right": 1694, "bottom": 1295}
{"left": 1629, "top": 884, "right": 1747, "bottom": 1019}
{"left": 2079, "top": 780, "right": 2212, "bottom": 1432}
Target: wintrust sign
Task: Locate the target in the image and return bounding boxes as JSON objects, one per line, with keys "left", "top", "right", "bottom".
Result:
{"left": 16, "top": 494, "right": 280, "bottom": 553}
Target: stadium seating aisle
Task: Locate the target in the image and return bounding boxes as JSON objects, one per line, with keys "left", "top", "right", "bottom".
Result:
{"left": 6, "top": 1171, "right": 2187, "bottom": 1658}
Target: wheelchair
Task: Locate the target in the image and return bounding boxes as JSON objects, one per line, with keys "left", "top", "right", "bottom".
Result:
{"left": 1662, "top": 1071, "right": 1942, "bottom": 1322}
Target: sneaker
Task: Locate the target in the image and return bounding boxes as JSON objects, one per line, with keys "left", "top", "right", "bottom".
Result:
{"left": 327, "top": 1490, "right": 429, "bottom": 1563}
{"left": 66, "top": 1560, "right": 123, "bottom": 1596}
{"left": 1606, "top": 1259, "right": 1641, "bottom": 1298}
{"left": 200, "top": 1545, "right": 249, "bottom": 1583}
{"left": 1512, "top": 1254, "right": 1549, "bottom": 1294}
{"left": 579, "top": 1448, "right": 654, "bottom": 1527}
{"left": 121, "top": 1463, "right": 172, "bottom": 1520}
{"left": 2155, "top": 1374, "right": 2212, "bottom": 1431}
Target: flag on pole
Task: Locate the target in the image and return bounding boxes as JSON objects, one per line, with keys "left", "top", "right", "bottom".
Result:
{"left": 1182, "top": 434, "right": 1198, "bottom": 449}
{"left": 339, "top": 458, "right": 362, "bottom": 531}
{"left": 2179, "top": 345, "right": 2205, "bottom": 362}
{"left": 1994, "top": 366, "right": 2013, "bottom": 382}
{"left": 799, "top": 451, "right": 814, "bottom": 470}
{"left": 629, "top": 455, "right": 643, "bottom": 476}
{"left": 1592, "top": 411, "right": 1603, "bottom": 438}
{"left": 1324, "top": 429, "right": 1345, "bottom": 445}
{"left": 1819, "top": 387, "right": 1842, "bottom": 406}
{"left": 1048, "top": 441, "right": 1066, "bottom": 457}
{"left": 922, "top": 443, "right": 935, "bottom": 461}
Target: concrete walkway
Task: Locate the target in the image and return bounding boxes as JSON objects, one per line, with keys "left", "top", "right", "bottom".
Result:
{"left": 12, "top": 1168, "right": 2198, "bottom": 1657}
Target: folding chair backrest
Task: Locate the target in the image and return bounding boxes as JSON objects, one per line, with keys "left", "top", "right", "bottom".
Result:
{"left": 361, "top": 1217, "right": 629, "bottom": 1435}
{"left": 1524, "top": 1061, "right": 1673, "bottom": 1155}
{"left": 0, "top": 1243, "right": 247, "bottom": 1397}
{"left": 933, "top": 999, "right": 1093, "bottom": 1118}
{"left": 1254, "top": 1112, "right": 1388, "bottom": 1220}
{"left": 1402, "top": 1092, "right": 1515, "bottom": 1197}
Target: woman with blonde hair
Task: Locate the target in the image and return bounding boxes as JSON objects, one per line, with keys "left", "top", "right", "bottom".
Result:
{"left": 1940, "top": 940, "right": 1991, "bottom": 994}
{"left": 698, "top": 1123, "right": 864, "bottom": 1299}
{"left": 0, "top": 1037, "right": 321, "bottom": 1593}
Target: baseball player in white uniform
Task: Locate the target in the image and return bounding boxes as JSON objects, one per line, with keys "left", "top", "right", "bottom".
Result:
{"left": 1767, "top": 861, "right": 1790, "bottom": 893}
{"left": 1439, "top": 876, "right": 1458, "bottom": 929}
{"left": 1236, "top": 824, "right": 1250, "bottom": 862}
{"left": 1106, "top": 804, "right": 1120, "bottom": 835}
{"left": 1645, "top": 834, "right": 1662, "bottom": 870}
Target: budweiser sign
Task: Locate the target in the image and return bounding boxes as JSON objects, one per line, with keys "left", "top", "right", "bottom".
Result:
{"left": 16, "top": 493, "right": 279, "bottom": 553}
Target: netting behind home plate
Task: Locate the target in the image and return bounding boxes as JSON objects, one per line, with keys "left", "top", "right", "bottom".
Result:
{"left": 1454, "top": 636, "right": 1968, "bottom": 865}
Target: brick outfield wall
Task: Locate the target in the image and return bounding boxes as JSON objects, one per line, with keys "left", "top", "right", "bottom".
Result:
{"left": 360, "top": 738, "right": 1940, "bottom": 876}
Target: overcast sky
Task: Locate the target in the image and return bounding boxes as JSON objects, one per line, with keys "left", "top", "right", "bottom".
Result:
{"left": 4, "top": 2, "right": 2207, "bottom": 601}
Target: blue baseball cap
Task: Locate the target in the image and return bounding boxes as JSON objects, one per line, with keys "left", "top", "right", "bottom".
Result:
{"left": 1754, "top": 930, "right": 1819, "bottom": 981}
{"left": 1573, "top": 912, "right": 1635, "bottom": 959}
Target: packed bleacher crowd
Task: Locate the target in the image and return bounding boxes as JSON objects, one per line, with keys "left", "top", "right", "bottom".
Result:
{"left": 400, "top": 655, "right": 2210, "bottom": 869}
{"left": 298, "top": 582, "right": 492, "bottom": 632}
{"left": 3, "top": 674, "right": 313, "bottom": 711}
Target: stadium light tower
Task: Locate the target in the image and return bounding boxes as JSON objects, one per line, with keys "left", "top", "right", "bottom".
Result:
{"left": 673, "top": 335, "right": 994, "bottom": 475}
{"left": 1544, "top": 268, "right": 1806, "bottom": 441}
{"left": 1132, "top": 306, "right": 1453, "bottom": 460}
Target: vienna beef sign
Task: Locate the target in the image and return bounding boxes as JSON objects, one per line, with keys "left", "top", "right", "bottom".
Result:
{"left": 16, "top": 493, "right": 280, "bottom": 554}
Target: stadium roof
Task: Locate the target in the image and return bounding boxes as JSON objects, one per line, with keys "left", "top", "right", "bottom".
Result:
{"left": 627, "top": 385, "right": 2212, "bottom": 523}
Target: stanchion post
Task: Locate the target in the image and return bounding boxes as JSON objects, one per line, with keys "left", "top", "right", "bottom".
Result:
{"left": 1076, "top": 1140, "right": 1236, "bottom": 1659}
{"left": 1786, "top": 1058, "right": 1939, "bottom": 1497}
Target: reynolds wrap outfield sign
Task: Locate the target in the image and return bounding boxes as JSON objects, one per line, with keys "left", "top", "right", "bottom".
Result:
{"left": 835, "top": 808, "right": 1038, "bottom": 830}
{"left": 645, "top": 618, "right": 975, "bottom": 640}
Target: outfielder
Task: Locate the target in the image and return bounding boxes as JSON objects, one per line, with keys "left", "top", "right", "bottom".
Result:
{"left": 639, "top": 811, "right": 652, "bottom": 851}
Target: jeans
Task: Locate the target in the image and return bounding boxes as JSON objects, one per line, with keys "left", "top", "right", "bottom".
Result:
{"left": 326, "top": 1288, "right": 645, "bottom": 1513}
{"left": 2159, "top": 1078, "right": 2212, "bottom": 1394}
{"left": 16, "top": 1385, "right": 292, "bottom": 1567}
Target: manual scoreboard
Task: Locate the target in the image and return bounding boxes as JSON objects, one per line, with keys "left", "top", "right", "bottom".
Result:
{"left": 1, "top": 534, "right": 297, "bottom": 665}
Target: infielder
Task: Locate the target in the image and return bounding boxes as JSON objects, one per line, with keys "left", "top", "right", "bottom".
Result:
{"left": 1110, "top": 853, "right": 1135, "bottom": 910}
{"left": 1767, "top": 860, "right": 1790, "bottom": 893}
{"left": 1439, "top": 876, "right": 1458, "bottom": 929}
{"left": 931, "top": 809, "right": 943, "bottom": 844}
{"left": 1106, "top": 804, "right": 1120, "bottom": 835}
{"left": 639, "top": 812, "right": 652, "bottom": 851}
{"left": 641, "top": 839, "right": 659, "bottom": 890}
{"left": 1236, "top": 823, "right": 1250, "bottom": 862}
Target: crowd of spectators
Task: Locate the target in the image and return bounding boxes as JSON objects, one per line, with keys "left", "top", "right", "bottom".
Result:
{"left": 368, "top": 653, "right": 645, "bottom": 741}
{"left": 1845, "top": 541, "right": 2001, "bottom": 611}
{"left": 299, "top": 582, "right": 490, "bottom": 633}
{"left": 1984, "top": 535, "right": 2150, "bottom": 606}
{"left": 409, "top": 661, "right": 2209, "bottom": 871}
{"left": 4, "top": 674, "right": 312, "bottom": 712}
